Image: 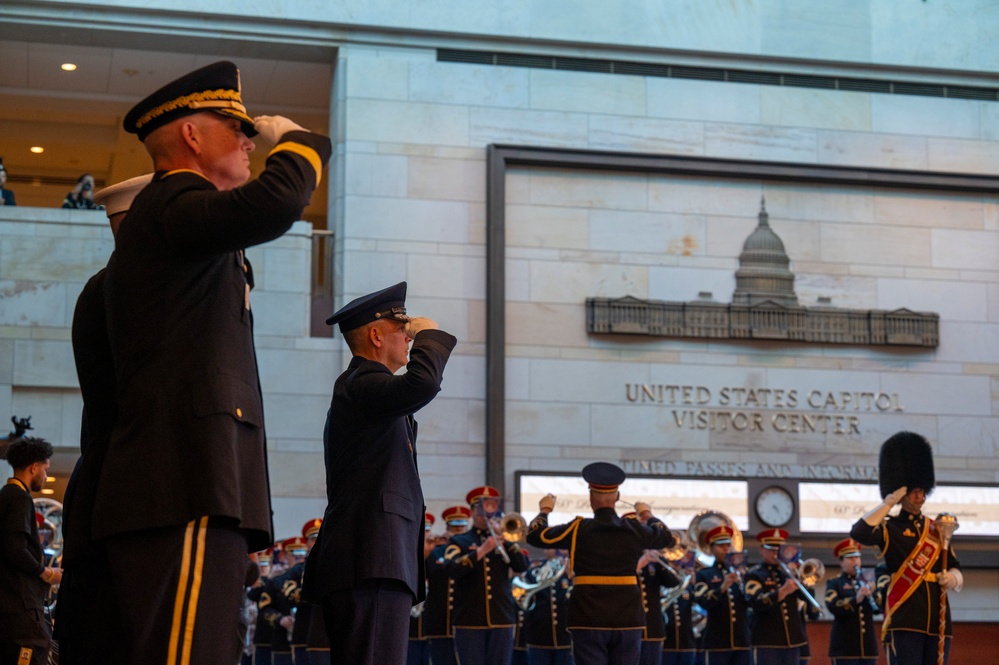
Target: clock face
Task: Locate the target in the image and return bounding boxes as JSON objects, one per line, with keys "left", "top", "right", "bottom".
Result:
{"left": 755, "top": 486, "right": 795, "bottom": 527}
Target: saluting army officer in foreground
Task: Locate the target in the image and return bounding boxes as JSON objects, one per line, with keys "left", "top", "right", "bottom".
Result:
{"left": 303, "top": 282, "right": 457, "bottom": 665}
{"left": 96, "top": 60, "right": 331, "bottom": 664}
{"left": 527, "top": 462, "right": 675, "bottom": 665}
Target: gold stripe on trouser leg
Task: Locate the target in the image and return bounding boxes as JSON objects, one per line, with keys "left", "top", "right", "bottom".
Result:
{"left": 167, "top": 518, "right": 209, "bottom": 665}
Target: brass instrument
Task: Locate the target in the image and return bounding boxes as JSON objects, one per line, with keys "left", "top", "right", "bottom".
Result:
{"left": 487, "top": 512, "right": 525, "bottom": 564}
{"left": 688, "top": 510, "right": 743, "bottom": 568}
{"left": 656, "top": 532, "right": 696, "bottom": 610}
{"left": 511, "top": 557, "right": 568, "bottom": 611}
{"left": 777, "top": 544, "right": 825, "bottom": 618}
{"left": 799, "top": 558, "right": 825, "bottom": 587}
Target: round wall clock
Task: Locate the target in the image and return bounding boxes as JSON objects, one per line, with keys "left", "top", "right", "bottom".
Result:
{"left": 755, "top": 485, "right": 795, "bottom": 527}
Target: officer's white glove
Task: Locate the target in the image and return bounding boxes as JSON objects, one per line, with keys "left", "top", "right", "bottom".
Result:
{"left": 404, "top": 317, "right": 438, "bottom": 338}
{"left": 938, "top": 569, "right": 963, "bottom": 592}
{"left": 884, "top": 486, "right": 908, "bottom": 507}
{"left": 539, "top": 494, "right": 556, "bottom": 513}
{"left": 863, "top": 486, "right": 907, "bottom": 526}
{"left": 253, "top": 115, "right": 307, "bottom": 146}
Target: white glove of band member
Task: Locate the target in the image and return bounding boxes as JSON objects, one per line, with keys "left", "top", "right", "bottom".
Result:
{"left": 404, "top": 317, "right": 438, "bottom": 338}
{"left": 539, "top": 494, "right": 556, "bottom": 512}
{"left": 938, "top": 569, "right": 963, "bottom": 591}
{"left": 634, "top": 501, "right": 652, "bottom": 516}
{"left": 863, "top": 486, "right": 908, "bottom": 526}
{"left": 884, "top": 486, "right": 908, "bottom": 507}
{"left": 253, "top": 115, "right": 307, "bottom": 146}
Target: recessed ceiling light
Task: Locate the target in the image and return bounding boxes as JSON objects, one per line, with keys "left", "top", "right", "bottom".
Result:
{"left": 41, "top": 488, "right": 55, "bottom": 495}
{"left": 61, "top": 63, "right": 77, "bottom": 71}
{"left": 46, "top": 476, "right": 56, "bottom": 482}
{"left": 30, "top": 146, "right": 44, "bottom": 154}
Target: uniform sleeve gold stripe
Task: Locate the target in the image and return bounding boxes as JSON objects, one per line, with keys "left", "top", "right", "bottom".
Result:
{"left": 179, "top": 516, "right": 209, "bottom": 665}
{"left": 269, "top": 141, "right": 323, "bottom": 188}
{"left": 167, "top": 520, "right": 197, "bottom": 665}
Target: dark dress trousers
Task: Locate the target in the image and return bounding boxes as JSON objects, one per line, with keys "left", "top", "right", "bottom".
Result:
{"left": 98, "top": 130, "right": 331, "bottom": 550}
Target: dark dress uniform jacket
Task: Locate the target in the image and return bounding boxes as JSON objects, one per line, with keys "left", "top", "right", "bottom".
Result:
{"left": 694, "top": 561, "right": 750, "bottom": 650}
{"left": 744, "top": 563, "right": 808, "bottom": 648}
{"left": 445, "top": 526, "right": 530, "bottom": 627}
{"left": 303, "top": 329, "right": 457, "bottom": 602}
{"left": 424, "top": 543, "right": 457, "bottom": 638}
{"left": 639, "top": 561, "right": 678, "bottom": 640}
{"left": 850, "top": 510, "right": 960, "bottom": 637}
{"left": 525, "top": 574, "right": 572, "bottom": 648}
{"left": 824, "top": 572, "right": 879, "bottom": 659}
{"left": 97, "top": 131, "right": 331, "bottom": 551}
{"left": 526, "top": 508, "right": 675, "bottom": 629}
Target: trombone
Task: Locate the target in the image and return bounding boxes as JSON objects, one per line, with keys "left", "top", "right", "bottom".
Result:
{"left": 777, "top": 544, "right": 825, "bottom": 618}
{"left": 486, "top": 512, "right": 527, "bottom": 564}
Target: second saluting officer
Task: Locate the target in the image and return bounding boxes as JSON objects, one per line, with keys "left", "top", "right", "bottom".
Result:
{"left": 302, "top": 282, "right": 457, "bottom": 665}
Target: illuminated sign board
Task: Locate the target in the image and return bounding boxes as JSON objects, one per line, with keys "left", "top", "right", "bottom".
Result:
{"left": 799, "top": 482, "right": 999, "bottom": 537}
{"left": 517, "top": 473, "right": 749, "bottom": 531}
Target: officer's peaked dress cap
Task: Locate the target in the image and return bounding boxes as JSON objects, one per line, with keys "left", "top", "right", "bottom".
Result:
{"left": 833, "top": 538, "right": 861, "bottom": 558}
{"left": 582, "top": 462, "right": 625, "bottom": 493}
{"left": 326, "top": 281, "right": 409, "bottom": 332}
{"left": 756, "top": 528, "right": 788, "bottom": 549}
{"left": 124, "top": 61, "right": 257, "bottom": 141}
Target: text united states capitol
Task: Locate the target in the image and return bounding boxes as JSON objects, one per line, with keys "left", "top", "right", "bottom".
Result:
{"left": 625, "top": 384, "right": 905, "bottom": 435}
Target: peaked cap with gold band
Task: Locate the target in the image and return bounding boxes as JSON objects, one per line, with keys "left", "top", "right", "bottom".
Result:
{"left": 755, "top": 528, "right": 788, "bottom": 549}
{"left": 282, "top": 536, "right": 309, "bottom": 556}
{"left": 705, "top": 524, "right": 735, "bottom": 546}
{"left": 833, "top": 538, "right": 861, "bottom": 559}
{"left": 302, "top": 518, "right": 322, "bottom": 539}
{"left": 582, "top": 461, "right": 625, "bottom": 493}
{"left": 465, "top": 485, "right": 500, "bottom": 506}
{"left": 442, "top": 505, "right": 471, "bottom": 526}
{"left": 124, "top": 61, "right": 257, "bottom": 141}
{"left": 878, "top": 430, "right": 935, "bottom": 498}
{"left": 425, "top": 512, "right": 435, "bottom": 530}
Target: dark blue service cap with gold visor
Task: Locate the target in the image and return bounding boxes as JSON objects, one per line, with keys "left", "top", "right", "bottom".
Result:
{"left": 326, "top": 281, "right": 410, "bottom": 333}
{"left": 124, "top": 61, "right": 257, "bottom": 141}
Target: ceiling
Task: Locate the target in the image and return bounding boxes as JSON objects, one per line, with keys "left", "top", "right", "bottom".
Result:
{"left": 0, "top": 38, "right": 333, "bottom": 223}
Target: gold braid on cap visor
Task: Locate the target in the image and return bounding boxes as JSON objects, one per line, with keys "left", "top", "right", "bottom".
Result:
{"left": 135, "top": 88, "right": 248, "bottom": 130}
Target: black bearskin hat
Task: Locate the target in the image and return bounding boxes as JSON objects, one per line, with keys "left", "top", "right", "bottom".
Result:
{"left": 878, "top": 431, "right": 935, "bottom": 498}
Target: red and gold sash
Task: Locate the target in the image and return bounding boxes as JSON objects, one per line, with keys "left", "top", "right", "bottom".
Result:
{"left": 881, "top": 518, "right": 944, "bottom": 639}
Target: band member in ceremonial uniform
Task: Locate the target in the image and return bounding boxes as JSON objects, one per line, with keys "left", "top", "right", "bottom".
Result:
{"left": 446, "top": 486, "right": 529, "bottom": 665}
{"left": 513, "top": 605, "right": 529, "bottom": 665}
{"left": 693, "top": 526, "right": 750, "bottom": 665}
{"left": 524, "top": 550, "right": 573, "bottom": 665}
{"left": 292, "top": 520, "right": 329, "bottom": 665}
{"left": 249, "top": 548, "right": 276, "bottom": 665}
{"left": 97, "top": 60, "right": 331, "bottom": 665}
{"left": 824, "top": 539, "right": 879, "bottom": 665}
{"left": 850, "top": 431, "right": 962, "bottom": 665}
{"left": 270, "top": 537, "right": 309, "bottom": 665}
{"left": 303, "top": 282, "right": 457, "bottom": 665}
{"left": 408, "top": 513, "right": 435, "bottom": 665}
{"left": 744, "top": 529, "right": 808, "bottom": 665}
{"left": 425, "top": 506, "right": 470, "bottom": 665}
{"left": 661, "top": 560, "right": 697, "bottom": 665}
{"left": 526, "top": 462, "right": 675, "bottom": 665}
{"left": 633, "top": 537, "right": 677, "bottom": 665}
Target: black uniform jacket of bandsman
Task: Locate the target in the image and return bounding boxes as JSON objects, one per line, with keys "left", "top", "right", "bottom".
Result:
{"left": 824, "top": 572, "right": 880, "bottom": 659}
{"left": 444, "top": 526, "right": 529, "bottom": 627}
{"left": 423, "top": 542, "right": 457, "bottom": 637}
{"left": 638, "top": 560, "right": 678, "bottom": 640}
{"left": 303, "top": 328, "right": 456, "bottom": 603}
{"left": 694, "top": 561, "right": 750, "bottom": 650}
{"left": 97, "top": 130, "right": 331, "bottom": 552}
{"left": 850, "top": 510, "right": 960, "bottom": 637}
{"left": 525, "top": 573, "right": 572, "bottom": 648}
{"left": 526, "top": 508, "right": 675, "bottom": 629}
{"left": 663, "top": 580, "right": 697, "bottom": 652}
{"left": 744, "top": 563, "right": 808, "bottom": 648}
